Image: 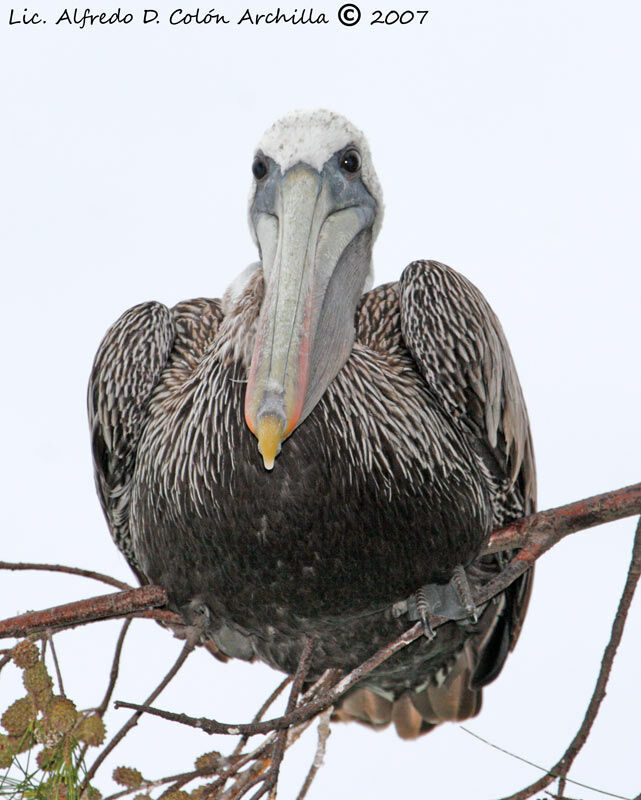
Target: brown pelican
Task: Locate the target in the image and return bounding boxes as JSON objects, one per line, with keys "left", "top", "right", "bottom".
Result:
{"left": 88, "top": 110, "right": 535, "bottom": 738}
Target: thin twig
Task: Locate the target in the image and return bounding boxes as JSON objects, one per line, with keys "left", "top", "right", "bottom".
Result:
{"left": 102, "top": 763, "right": 228, "bottom": 800}
{"left": 247, "top": 637, "right": 316, "bottom": 800}
{"left": 83, "top": 637, "right": 196, "bottom": 789}
{"left": 546, "top": 794, "right": 583, "bottom": 800}
{"left": 296, "top": 708, "right": 332, "bottom": 800}
{"left": 202, "top": 670, "right": 337, "bottom": 800}
{"left": 228, "top": 711, "right": 322, "bottom": 800}
{"left": 45, "top": 630, "right": 65, "bottom": 696}
{"left": 77, "top": 619, "right": 132, "bottom": 770}
{"left": 0, "top": 652, "right": 11, "bottom": 674}
{"left": 496, "top": 515, "right": 641, "bottom": 800}
{"left": 105, "top": 667, "right": 336, "bottom": 800}
{"left": 0, "top": 560, "right": 132, "bottom": 591}
{"left": 114, "top": 620, "right": 423, "bottom": 736}
{"left": 200, "top": 738, "right": 274, "bottom": 800}
{"left": 97, "top": 619, "right": 132, "bottom": 716}
{"left": 232, "top": 676, "right": 292, "bottom": 758}
{"left": 219, "top": 758, "right": 271, "bottom": 800}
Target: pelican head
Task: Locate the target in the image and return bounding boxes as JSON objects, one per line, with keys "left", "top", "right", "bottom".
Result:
{"left": 243, "top": 110, "right": 384, "bottom": 469}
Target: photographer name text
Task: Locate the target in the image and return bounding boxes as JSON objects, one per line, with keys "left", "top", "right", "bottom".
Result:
{"left": 8, "top": 6, "right": 429, "bottom": 28}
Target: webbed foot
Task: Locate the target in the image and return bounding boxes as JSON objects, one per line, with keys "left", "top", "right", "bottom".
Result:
{"left": 406, "top": 564, "right": 479, "bottom": 638}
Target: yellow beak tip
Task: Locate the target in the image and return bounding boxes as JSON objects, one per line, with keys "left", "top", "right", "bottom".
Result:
{"left": 256, "top": 414, "right": 285, "bottom": 471}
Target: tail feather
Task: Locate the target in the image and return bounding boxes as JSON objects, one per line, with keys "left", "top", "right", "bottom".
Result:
{"left": 423, "top": 644, "right": 482, "bottom": 722}
{"left": 391, "top": 691, "right": 437, "bottom": 739}
{"left": 333, "top": 642, "right": 482, "bottom": 739}
{"left": 332, "top": 687, "right": 393, "bottom": 728}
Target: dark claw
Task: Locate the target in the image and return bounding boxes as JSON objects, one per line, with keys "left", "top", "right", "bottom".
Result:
{"left": 451, "top": 565, "right": 479, "bottom": 623}
{"left": 406, "top": 587, "right": 436, "bottom": 639}
{"left": 415, "top": 587, "right": 436, "bottom": 640}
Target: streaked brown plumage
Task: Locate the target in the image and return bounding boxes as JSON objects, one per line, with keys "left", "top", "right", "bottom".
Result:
{"left": 88, "top": 110, "right": 535, "bottom": 738}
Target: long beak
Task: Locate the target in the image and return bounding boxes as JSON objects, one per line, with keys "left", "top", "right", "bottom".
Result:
{"left": 244, "top": 165, "right": 368, "bottom": 469}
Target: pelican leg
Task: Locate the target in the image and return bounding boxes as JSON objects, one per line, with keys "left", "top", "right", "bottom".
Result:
{"left": 406, "top": 565, "right": 479, "bottom": 635}
{"left": 451, "top": 565, "right": 478, "bottom": 623}
{"left": 413, "top": 587, "right": 436, "bottom": 640}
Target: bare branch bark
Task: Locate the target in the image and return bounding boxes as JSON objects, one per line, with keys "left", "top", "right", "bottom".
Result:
{"left": 484, "top": 482, "right": 641, "bottom": 554}
{"left": 2, "top": 482, "right": 640, "bottom": 799}
{"left": 114, "top": 621, "right": 423, "bottom": 736}
{"left": 246, "top": 636, "right": 316, "bottom": 800}
{"left": 296, "top": 708, "right": 332, "bottom": 800}
{"left": 46, "top": 630, "right": 65, "bottom": 695}
{"left": 0, "top": 586, "right": 169, "bottom": 639}
{"left": 0, "top": 560, "right": 132, "bottom": 591}
{"left": 496, "top": 514, "right": 641, "bottom": 800}
{"left": 97, "top": 619, "right": 132, "bottom": 716}
{"left": 231, "top": 676, "right": 292, "bottom": 759}
{"left": 2, "top": 482, "right": 639, "bottom": 643}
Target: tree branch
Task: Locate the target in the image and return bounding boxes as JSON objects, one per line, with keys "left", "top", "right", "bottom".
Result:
{"left": 0, "top": 586, "right": 169, "bottom": 639}
{"left": 114, "top": 621, "right": 424, "bottom": 737}
{"left": 296, "top": 708, "right": 332, "bottom": 800}
{"left": 2, "top": 481, "right": 640, "bottom": 800}
{"left": 246, "top": 637, "right": 316, "bottom": 800}
{"left": 484, "top": 482, "right": 641, "bottom": 555}
{"left": 496, "top": 513, "right": 641, "bottom": 800}
{"left": 2, "top": 483, "right": 638, "bottom": 644}
{"left": 0, "top": 560, "right": 132, "bottom": 591}
{"left": 111, "top": 482, "right": 641, "bottom": 741}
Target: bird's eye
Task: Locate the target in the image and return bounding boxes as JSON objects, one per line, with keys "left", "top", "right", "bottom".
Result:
{"left": 252, "top": 157, "right": 268, "bottom": 181}
{"left": 340, "top": 148, "right": 361, "bottom": 174}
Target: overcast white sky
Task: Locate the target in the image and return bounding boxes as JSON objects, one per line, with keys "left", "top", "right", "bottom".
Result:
{"left": 1, "top": 1, "right": 640, "bottom": 798}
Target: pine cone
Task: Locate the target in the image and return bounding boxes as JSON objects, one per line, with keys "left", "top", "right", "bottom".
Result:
{"left": 1, "top": 696, "right": 36, "bottom": 737}
{"left": 44, "top": 781, "right": 69, "bottom": 800}
{"left": 7, "top": 731, "right": 35, "bottom": 754}
{"left": 194, "top": 750, "right": 222, "bottom": 772}
{"left": 80, "top": 786, "right": 103, "bottom": 800}
{"left": 45, "top": 696, "right": 78, "bottom": 734}
{"left": 75, "top": 714, "right": 106, "bottom": 746}
{"left": 0, "top": 733, "right": 35, "bottom": 764}
{"left": 36, "top": 746, "right": 58, "bottom": 771}
{"left": 12, "top": 639, "right": 40, "bottom": 669}
{"left": 33, "top": 686, "right": 54, "bottom": 712}
{"left": 0, "top": 735, "right": 14, "bottom": 769}
{"left": 23, "top": 662, "right": 53, "bottom": 696}
{"left": 113, "top": 766, "right": 144, "bottom": 789}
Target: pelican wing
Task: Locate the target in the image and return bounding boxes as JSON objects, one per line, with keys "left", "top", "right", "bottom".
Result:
{"left": 88, "top": 302, "right": 175, "bottom": 580}
{"left": 399, "top": 260, "right": 536, "bottom": 669}
{"left": 341, "top": 261, "right": 536, "bottom": 737}
{"left": 398, "top": 260, "right": 536, "bottom": 516}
